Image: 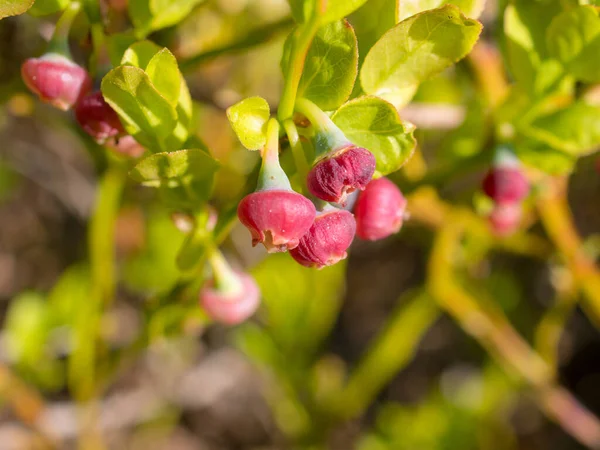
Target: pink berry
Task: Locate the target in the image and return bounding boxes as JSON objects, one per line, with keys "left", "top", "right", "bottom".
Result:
{"left": 21, "top": 54, "right": 92, "bottom": 111}
{"left": 75, "top": 91, "right": 125, "bottom": 144}
{"left": 200, "top": 271, "right": 260, "bottom": 325}
{"left": 354, "top": 177, "right": 407, "bottom": 241}
{"left": 488, "top": 202, "right": 522, "bottom": 237}
{"left": 482, "top": 166, "right": 529, "bottom": 204}
{"left": 237, "top": 190, "right": 316, "bottom": 253}
{"left": 307, "top": 145, "right": 376, "bottom": 204}
{"left": 290, "top": 208, "right": 356, "bottom": 269}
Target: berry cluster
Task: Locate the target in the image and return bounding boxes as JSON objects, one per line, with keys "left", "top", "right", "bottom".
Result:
{"left": 21, "top": 47, "right": 142, "bottom": 157}
{"left": 482, "top": 147, "right": 530, "bottom": 236}
{"left": 237, "top": 102, "right": 408, "bottom": 270}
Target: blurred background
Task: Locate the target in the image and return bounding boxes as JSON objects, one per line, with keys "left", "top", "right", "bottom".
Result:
{"left": 0, "top": 0, "right": 600, "bottom": 449}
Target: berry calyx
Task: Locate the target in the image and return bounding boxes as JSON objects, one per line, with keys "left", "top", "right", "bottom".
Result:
{"left": 354, "top": 177, "right": 407, "bottom": 241}
{"left": 290, "top": 206, "right": 356, "bottom": 269}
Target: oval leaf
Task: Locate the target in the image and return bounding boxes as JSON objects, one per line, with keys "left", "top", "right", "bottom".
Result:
{"left": 398, "top": 0, "right": 485, "bottom": 21}
{"left": 121, "top": 40, "right": 162, "bottom": 68}
{"left": 0, "top": 0, "right": 34, "bottom": 18}
{"left": 360, "top": 5, "right": 482, "bottom": 107}
{"left": 130, "top": 149, "right": 219, "bottom": 183}
{"left": 332, "top": 96, "right": 416, "bottom": 176}
{"left": 298, "top": 20, "right": 358, "bottom": 111}
{"left": 547, "top": 5, "right": 600, "bottom": 83}
{"left": 226, "top": 96, "right": 271, "bottom": 151}
{"left": 146, "top": 48, "right": 181, "bottom": 106}
{"left": 101, "top": 65, "right": 177, "bottom": 151}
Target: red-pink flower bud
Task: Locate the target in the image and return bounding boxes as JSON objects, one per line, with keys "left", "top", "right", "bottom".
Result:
{"left": 307, "top": 145, "right": 376, "bottom": 204}
{"left": 75, "top": 91, "right": 125, "bottom": 144}
{"left": 238, "top": 190, "right": 316, "bottom": 253}
{"left": 354, "top": 177, "right": 407, "bottom": 241}
{"left": 200, "top": 271, "right": 260, "bottom": 325}
{"left": 21, "top": 54, "right": 92, "bottom": 111}
{"left": 482, "top": 166, "right": 529, "bottom": 204}
{"left": 488, "top": 202, "right": 522, "bottom": 237}
{"left": 290, "top": 208, "right": 356, "bottom": 269}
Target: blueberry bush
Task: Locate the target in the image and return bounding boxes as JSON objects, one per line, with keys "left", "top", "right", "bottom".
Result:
{"left": 1, "top": 0, "right": 600, "bottom": 448}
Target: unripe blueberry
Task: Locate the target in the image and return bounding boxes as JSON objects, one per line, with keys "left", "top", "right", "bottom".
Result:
{"left": 354, "top": 177, "right": 407, "bottom": 241}
{"left": 307, "top": 145, "right": 376, "bottom": 205}
{"left": 488, "top": 202, "right": 522, "bottom": 237}
{"left": 482, "top": 166, "right": 529, "bottom": 204}
{"left": 238, "top": 190, "right": 316, "bottom": 253}
{"left": 200, "top": 270, "right": 260, "bottom": 325}
{"left": 75, "top": 91, "right": 125, "bottom": 144}
{"left": 290, "top": 208, "right": 356, "bottom": 269}
{"left": 21, "top": 54, "right": 92, "bottom": 111}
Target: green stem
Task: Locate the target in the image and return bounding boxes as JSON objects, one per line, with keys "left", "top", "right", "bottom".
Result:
{"left": 208, "top": 247, "right": 242, "bottom": 295}
{"left": 331, "top": 290, "right": 439, "bottom": 420}
{"left": 257, "top": 119, "right": 291, "bottom": 191}
{"left": 89, "top": 23, "right": 105, "bottom": 79}
{"left": 294, "top": 98, "right": 349, "bottom": 159}
{"left": 47, "top": 2, "right": 82, "bottom": 57}
{"left": 284, "top": 119, "right": 310, "bottom": 184}
{"left": 69, "top": 162, "right": 126, "bottom": 401}
{"left": 277, "top": 19, "right": 321, "bottom": 121}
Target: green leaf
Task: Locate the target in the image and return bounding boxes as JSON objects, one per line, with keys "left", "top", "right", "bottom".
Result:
{"left": 165, "top": 79, "right": 193, "bottom": 149}
{"left": 129, "top": 0, "right": 206, "bottom": 36}
{"left": 298, "top": 20, "right": 358, "bottom": 111}
{"left": 251, "top": 253, "right": 346, "bottom": 354}
{"left": 130, "top": 149, "right": 219, "bottom": 183}
{"left": 28, "top": 0, "right": 68, "bottom": 15}
{"left": 515, "top": 140, "right": 576, "bottom": 175}
{"left": 547, "top": 5, "right": 600, "bottom": 83}
{"left": 121, "top": 40, "right": 163, "bottom": 69}
{"left": 101, "top": 65, "right": 177, "bottom": 151}
{"left": 332, "top": 96, "right": 416, "bottom": 176}
{"left": 526, "top": 101, "right": 600, "bottom": 155}
{"left": 397, "top": 0, "right": 485, "bottom": 21}
{"left": 503, "top": 0, "right": 564, "bottom": 90}
{"left": 146, "top": 48, "right": 181, "bottom": 107}
{"left": 0, "top": 0, "right": 34, "bottom": 18}
{"left": 226, "top": 96, "right": 271, "bottom": 151}
{"left": 287, "top": 0, "right": 369, "bottom": 24}
{"left": 349, "top": 0, "right": 398, "bottom": 65}
{"left": 360, "top": 5, "right": 482, "bottom": 107}
{"left": 130, "top": 149, "right": 219, "bottom": 204}
{"left": 4, "top": 292, "right": 48, "bottom": 365}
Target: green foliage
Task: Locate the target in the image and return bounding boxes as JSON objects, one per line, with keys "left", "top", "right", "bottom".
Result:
{"left": 28, "top": 0, "right": 68, "bottom": 16}
{"left": 360, "top": 5, "right": 482, "bottom": 107}
{"left": 296, "top": 20, "right": 358, "bottom": 110}
{"left": 547, "top": 5, "right": 600, "bottom": 83}
{"left": 287, "top": 0, "right": 369, "bottom": 24}
{"left": 397, "top": 0, "right": 485, "bottom": 21}
{"left": 0, "top": 0, "right": 33, "bottom": 19}
{"left": 332, "top": 96, "right": 416, "bottom": 176}
{"left": 128, "top": 0, "right": 207, "bottom": 37}
{"left": 226, "top": 96, "right": 271, "bottom": 151}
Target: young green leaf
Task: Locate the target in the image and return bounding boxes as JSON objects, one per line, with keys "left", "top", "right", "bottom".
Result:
{"left": 146, "top": 48, "right": 181, "bottom": 107}
{"left": 503, "top": 0, "right": 563, "bottom": 90}
{"left": 287, "top": 0, "right": 369, "bottom": 24}
{"left": 121, "top": 40, "right": 163, "bottom": 69}
{"left": 108, "top": 33, "right": 138, "bottom": 68}
{"left": 28, "top": 0, "right": 69, "bottom": 16}
{"left": 297, "top": 20, "right": 358, "bottom": 111}
{"left": 398, "top": 0, "right": 485, "bottom": 21}
{"left": 165, "top": 79, "right": 193, "bottom": 149}
{"left": 349, "top": 0, "right": 398, "bottom": 65}
{"left": 332, "top": 96, "right": 416, "bottom": 176}
{"left": 0, "top": 0, "right": 34, "bottom": 19}
{"left": 226, "top": 96, "right": 271, "bottom": 151}
{"left": 360, "top": 5, "right": 482, "bottom": 107}
{"left": 547, "top": 5, "right": 600, "bottom": 83}
{"left": 526, "top": 101, "right": 600, "bottom": 155}
{"left": 130, "top": 149, "right": 219, "bottom": 185}
{"left": 515, "top": 141, "right": 576, "bottom": 176}
{"left": 101, "top": 65, "right": 177, "bottom": 151}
